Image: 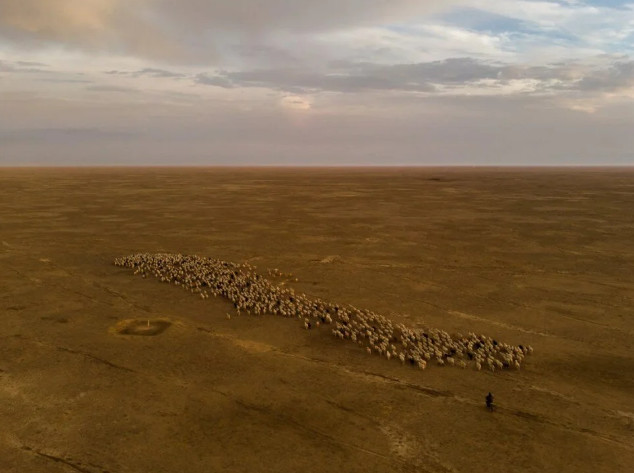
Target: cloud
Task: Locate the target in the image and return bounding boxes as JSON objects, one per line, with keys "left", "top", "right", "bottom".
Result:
{"left": 0, "top": 0, "right": 192, "bottom": 62}
{"left": 195, "top": 73, "right": 234, "bottom": 88}
{"left": 16, "top": 60, "right": 48, "bottom": 67}
{"left": 0, "top": 59, "right": 48, "bottom": 73}
{"left": 566, "top": 1, "right": 633, "bottom": 11}
{"left": 196, "top": 67, "right": 435, "bottom": 93}
{"left": 196, "top": 58, "right": 504, "bottom": 94}
{"left": 194, "top": 56, "right": 633, "bottom": 96}
{"left": 86, "top": 85, "right": 139, "bottom": 93}
{"left": 0, "top": 0, "right": 458, "bottom": 63}
{"left": 197, "top": 67, "right": 435, "bottom": 94}
{"left": 280, "top": 95, "right": 311, "bottom": 110}
{"left": 40, "top": 78, "right": 93, "bottom": 84}
{"left": 0, "top": 0, "right": 632, "bottom": 165}
{"left": 147, "top": 0, "right": 456, "bottom": 34}
{"left": 437, "top": 7, "right": 533, "bottom": 34}
{"left": 575, "top": 60, "right": 634, "bottom": 91}
{"left": 105, "top": 68, "right": 186, "bottom": 78}
{"left": 465, "top": 0, "right": 634, "bottom": 48}
{"left": 134, "top": 68, "right": 186, "bottom": 78}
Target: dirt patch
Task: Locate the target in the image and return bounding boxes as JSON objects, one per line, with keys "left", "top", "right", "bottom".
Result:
{"left": 113, "top": 319, "right": 172, "bottom": 336}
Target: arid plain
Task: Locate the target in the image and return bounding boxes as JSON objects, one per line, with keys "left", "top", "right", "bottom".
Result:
{"left": 1, "top": 167, "right": 633, "bottom": 473}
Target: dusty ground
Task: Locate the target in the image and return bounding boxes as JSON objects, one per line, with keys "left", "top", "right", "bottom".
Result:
{"left": 1, "top": 167, "right": 633, "bottom": 473}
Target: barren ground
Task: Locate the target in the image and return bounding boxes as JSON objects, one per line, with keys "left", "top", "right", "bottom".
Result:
{"left": 1, "top": 167, "right": 633, "bottom": 473}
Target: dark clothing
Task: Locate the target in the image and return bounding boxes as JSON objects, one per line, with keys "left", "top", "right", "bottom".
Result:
{"left": 486, "top": 392, "right": 494, "bottom": 411}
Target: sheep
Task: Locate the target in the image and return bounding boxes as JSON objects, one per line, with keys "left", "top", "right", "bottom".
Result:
{"left": 114, "top": 253, "right": 532, "bottom": 374}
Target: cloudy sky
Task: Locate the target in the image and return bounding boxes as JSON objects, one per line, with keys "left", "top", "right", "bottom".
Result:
{"left": 1, "top": 0, "right": 633, "bottom": 165}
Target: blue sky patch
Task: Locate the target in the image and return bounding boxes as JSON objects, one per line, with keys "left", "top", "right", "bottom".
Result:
{"left": 433, "top": 7, "right": 578, "bottom": 43}
{"left": 437, "top": 8, "right": 530, "bottom": 34}
{"left": 558, "top": 0, "right": 633, "bottom": 9}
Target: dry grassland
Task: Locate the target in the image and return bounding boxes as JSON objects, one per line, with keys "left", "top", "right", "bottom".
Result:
{"left": 1, "top": 167, "right": 632, "bottom": 473}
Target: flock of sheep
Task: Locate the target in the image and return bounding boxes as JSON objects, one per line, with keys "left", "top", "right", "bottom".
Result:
{"left": 114, "top": 253, "right": 532, "bottom": 372}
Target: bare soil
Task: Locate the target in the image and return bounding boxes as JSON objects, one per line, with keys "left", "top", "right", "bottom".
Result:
{"left": 1, "top": 167, "right": 633, "bottom": 473}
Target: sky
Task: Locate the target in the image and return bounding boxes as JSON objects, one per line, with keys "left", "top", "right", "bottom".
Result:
{"left": 1, "top": 0, "right": 633, "bottom": 166}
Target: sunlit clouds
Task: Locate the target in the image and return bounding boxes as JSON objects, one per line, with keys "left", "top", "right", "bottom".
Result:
{"left": 280, "top": 95, "right": 312, "bottom": 111}
{"left": 1, "top": 0, "right": 633, "bottom": 165}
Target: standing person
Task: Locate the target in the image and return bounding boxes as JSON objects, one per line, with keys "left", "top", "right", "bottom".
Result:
{"left": 486, "top": 392, "right": 494, "bottom": 411}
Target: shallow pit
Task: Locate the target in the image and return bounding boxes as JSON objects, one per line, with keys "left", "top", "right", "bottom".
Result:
{"left": 114, "top": 319, "right": 172, "bottom": 336}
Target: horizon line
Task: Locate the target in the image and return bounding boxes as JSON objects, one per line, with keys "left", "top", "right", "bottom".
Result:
{"left": 1, "top": 164, "right": 633, "bottom": 169}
